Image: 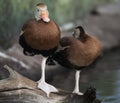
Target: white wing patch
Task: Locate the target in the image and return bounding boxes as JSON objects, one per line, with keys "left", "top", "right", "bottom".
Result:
{"left": 20, "top": 30, "right": 24, "bottom": 35}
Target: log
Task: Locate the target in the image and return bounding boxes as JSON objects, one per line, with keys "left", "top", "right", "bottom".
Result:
{"left": 0, "top": 65, "right": 101, "bottom": 103}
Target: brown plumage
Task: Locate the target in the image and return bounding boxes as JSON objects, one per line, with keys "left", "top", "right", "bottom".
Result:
{"left": 52, "top": 26, "right": 102, "bottom": 69}
{"left": 61, "top": 34, "right": 101, "bottom": 67}
{"left": 22, "top": 19, "right": 60, "bottom": 50}
{"left": 37, "top": 3, "right": 46, "bottom": 7}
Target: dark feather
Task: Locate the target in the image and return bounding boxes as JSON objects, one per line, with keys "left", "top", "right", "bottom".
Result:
{"left": 19, "top": 35, "right": 58, "bottom": 57}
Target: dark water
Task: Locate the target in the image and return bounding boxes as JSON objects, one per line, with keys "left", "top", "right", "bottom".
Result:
{"left": 92, "top": 49, "right": 120, "bottom": 103}
{"left": 50, "top": 48, "right": 120, "bottom": 103}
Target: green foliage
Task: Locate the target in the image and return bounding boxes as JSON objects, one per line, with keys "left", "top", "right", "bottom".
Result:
{"left": 55, "top": 0, "right": 113, "bottom": 24}
{"left": 0, "top": 0, "right": 38, "bottom": 49}
{"left": 0, "top": 0, "right": 113, "bottom": 49}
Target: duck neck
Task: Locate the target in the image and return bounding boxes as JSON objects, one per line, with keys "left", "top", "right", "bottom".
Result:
{"left": 76, "top": 26, "right": 88, "bottom": 42}
{"left": 76, "top": 31, "right": 88, "bottom": 42}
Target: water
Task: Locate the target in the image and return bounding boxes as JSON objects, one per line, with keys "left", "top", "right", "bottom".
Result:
{"left": 82, "top": 48, "right": 120, "bottom": 103}
{"left": 94, "top": 49, "right": 120, "bottom": 103}
{"left": 50, "top": 48, "right": 120, "bottom": 103}
{"left": 88, "top": 66, "right": 120, "bottom": 103}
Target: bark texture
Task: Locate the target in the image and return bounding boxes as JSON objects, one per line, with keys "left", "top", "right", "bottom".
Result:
{"left": 0, "top": 65, "right": 101, "bottom": 103}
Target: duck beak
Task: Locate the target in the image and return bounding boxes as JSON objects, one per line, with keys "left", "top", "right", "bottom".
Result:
{"left": 41, "top": 10, "right": 50, "bottom": 22}
{"left": 41, "top": 11, "right": 47, "bottom": 19}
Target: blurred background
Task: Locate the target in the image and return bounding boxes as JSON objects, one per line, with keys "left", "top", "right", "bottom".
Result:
{"left": 0, "top": 0, "right": 120, "bottom": 103}
{"left": 0, "top": 0, "right": 114, "bottom": 49}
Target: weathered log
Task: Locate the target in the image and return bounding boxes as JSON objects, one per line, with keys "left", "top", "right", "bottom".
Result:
{"left": 0, "top": 65, "right": 101, "bottom": 103}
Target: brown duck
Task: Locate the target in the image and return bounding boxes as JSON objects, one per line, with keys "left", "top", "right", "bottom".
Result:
{"left": 19, "top": 3, "right": 60, "bottom": 97}
{"left": 50, "top": 26, "right": 102, "bottom": 95}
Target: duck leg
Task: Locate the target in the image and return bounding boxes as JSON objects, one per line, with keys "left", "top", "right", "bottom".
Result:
{"left": 72, "top": 70, "right": 83, "bottom": 95}
{"left": 37, "top": 57, "right": 58, "bottom": 97}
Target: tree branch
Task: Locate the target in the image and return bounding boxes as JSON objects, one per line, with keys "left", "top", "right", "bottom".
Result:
{"left": 0, "top": 65, "right": 101, "bottom": 103}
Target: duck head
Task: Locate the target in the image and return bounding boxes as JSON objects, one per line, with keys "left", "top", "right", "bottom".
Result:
{"left": 73, "top": 26, "right": 88, "bottom": 41}
{"left": 35, "top": 3, "right": 50, "bottom": 22}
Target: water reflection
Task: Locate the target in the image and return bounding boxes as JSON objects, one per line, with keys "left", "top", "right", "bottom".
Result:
{"left": 90, "top": 69, "right": 119, "bottom": 103}
{"left": 96, "top": 49, "right": 120, "bottom": 103}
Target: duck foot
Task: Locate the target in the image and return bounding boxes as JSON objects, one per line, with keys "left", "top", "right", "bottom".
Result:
{"left": 72, "top": 91, "right": 83, "bottom": 95}
{"left": 37, "top": 80, "right": 58, "bottom": 97}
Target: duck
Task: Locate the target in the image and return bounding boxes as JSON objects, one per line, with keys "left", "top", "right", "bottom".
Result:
{"left": 50, "top": 26, "right": 102, "bottom": 95}
{"left": 19, "top": 3, "right": 60, "bottom": 97}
